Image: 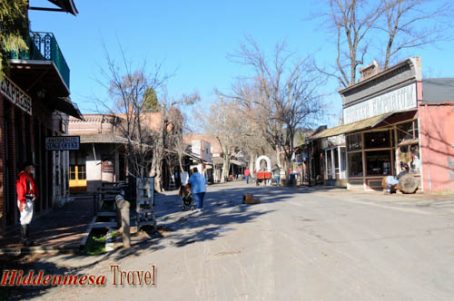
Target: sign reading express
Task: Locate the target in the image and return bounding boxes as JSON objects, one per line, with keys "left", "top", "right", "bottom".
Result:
{"left": 343, "top": 83, "right": 417, "bottom": 124}
{"left": 45, "top": 136, "right": 80, "bottom": 151}
{"left": 0, "top": 76, "right": 32, "bottom": 115}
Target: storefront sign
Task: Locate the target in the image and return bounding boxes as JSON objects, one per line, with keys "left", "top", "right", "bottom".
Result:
{"left": 102, "top": 160, "right": 114, "bottom": 173}
{"left": 45, "top": 136, "right": 80, "bottom": 151}
{"left": 343, "top": 83, "right": 417, "bottom": 124}
{"left": 0, "top": 76, "right": 32, "bottom": 115}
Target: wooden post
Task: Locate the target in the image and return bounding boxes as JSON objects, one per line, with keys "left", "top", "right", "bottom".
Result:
{"left": 324, "top": 149, "right": 328, "bottom": 180}
{"left": 116, "top": 196, "right": 131, "bottom": 248}
{"left": 337, "top": 146, "right": 342, "bottom": 180}
{"left": 331, "top": 149, "right": 335, "bottom": 179}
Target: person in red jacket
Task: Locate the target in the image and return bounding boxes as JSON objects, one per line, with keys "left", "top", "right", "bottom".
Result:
{"left": 16, "top": 161, "right": 38, "bottom": 245}
{"left": 244, "top": 168, "right": 251, "bottom": 184}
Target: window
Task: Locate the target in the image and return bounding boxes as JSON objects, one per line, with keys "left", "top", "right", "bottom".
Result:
{"left": 70, "top": 164, "right": 86, "bottom": 180}
{"left": 365, "top": 151, "right": 392, "bottom": 176}
{"left": 409, "top": 144, "right": 421, "bottom": 174}
{"left": 364, "top": 131, "right": 391, "bottom": 149}
{"left": 326, "top": 151, "right": 333, "bottom": 178}
{"left": 398, "top": 144, "right": 421, "bottom": 174}
{"left": 78, "top": 164, "right": 86, "bottom": 180}
{"left": 340, "top": 148, "right": 347, "bottom": 172}
{"left": 348, "top": 152, "right": 363, "bottom": 177}
{"left": 334, "top": 148, "right": 339, "bottom": 173}
{"left": 397, "top": 120, "right": 418, "bottom": 144}
{"left": 347, "top": 134, "right": 362, "bottom": 151}
{"left": 69, "top": 165, "right": 76, "bottom": 180}
{"left": 414, "top": 120, "right": 419, "bottom": 139}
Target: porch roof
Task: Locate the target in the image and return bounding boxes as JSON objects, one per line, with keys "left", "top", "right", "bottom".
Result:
{"left": 311, "top": 109, "right": 417, "bottom": 139}
{"left": 80, "top": 134, "right": 128, "bottom": 144}
{"left": 48, "top": 0, "right": 78, "bottom": 15}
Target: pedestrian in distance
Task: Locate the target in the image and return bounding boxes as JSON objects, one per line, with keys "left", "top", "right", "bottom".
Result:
{"left": 16, "top": 161, "right": 38, "bottom": 246}
{"left": 244, "top": 167, "right": 251, "bottom": 184}
{"left": 272, "top": 164, "right": 281, "bottom": 186}
{"left": 189, "top": 167, "right": 207, "bottom": 210}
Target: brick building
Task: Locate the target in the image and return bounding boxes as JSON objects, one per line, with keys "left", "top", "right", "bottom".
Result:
{"left": 0, "top": 1, "right": 81, "bottom": 233}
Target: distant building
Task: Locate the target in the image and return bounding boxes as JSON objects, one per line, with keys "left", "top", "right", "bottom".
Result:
{"left": 68, "top": 114, "right": 128, "bottom": 192}
{"left": 192, "top": 140, "right": 213, "bottom": 163}
{"left": 68, "top": 110, "right": 184, "bottom": 192}
{"left": 183, "top": 134, "right": 247, "bottom": 183}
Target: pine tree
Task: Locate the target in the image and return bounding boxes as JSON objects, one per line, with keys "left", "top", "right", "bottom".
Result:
{"left": 142, "top": 87, "right": 160, "bottom": 112}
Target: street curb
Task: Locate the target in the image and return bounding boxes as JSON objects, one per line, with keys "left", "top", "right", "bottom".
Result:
{"left": 0, "top": 244, "right": 80, "bottom": 256}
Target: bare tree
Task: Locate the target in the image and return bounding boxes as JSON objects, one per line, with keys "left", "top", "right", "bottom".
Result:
{"left": 107, "top": 72, "right": 164, "bottom": 178}
{"left": 173, "top": 93, "right": 201, "bottom": 173}
{"left": 202, "top": 98, "right": 246, "bottom": 182}
{"left": 379, "top": 0, "right": 452, "bottom": 69}
{"left": 320, "top": 0, "right": 452, "bottom": 87}
{"left": 220, "top": 85, "right": 276, "bottom": 169}
{"left": 157, "top": 92, "right": 200, "bottom": 190}
{"left": 97, "top": 48, "right": 170, "bottom": 192}
{"left": 326, "top": 0, "right": 382, "bottom": 87}
{"left": 98, "top": 46, "right": 200, "bottom": 192}
{"left": 226, "top": 38, "right": 325, "bottom": 176}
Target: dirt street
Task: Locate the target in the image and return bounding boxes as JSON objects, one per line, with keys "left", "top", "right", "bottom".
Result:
{"left": 10, "top": 182, "right": 454, "bottom": 301}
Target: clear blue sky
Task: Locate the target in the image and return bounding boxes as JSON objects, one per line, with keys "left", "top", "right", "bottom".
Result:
{"left": 29, "top": 0, "right": 454, "bottom": 127}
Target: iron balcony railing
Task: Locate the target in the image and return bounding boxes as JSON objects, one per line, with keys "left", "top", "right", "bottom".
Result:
{"left": 10, "top": 31, "right": 70, "bottom": 89}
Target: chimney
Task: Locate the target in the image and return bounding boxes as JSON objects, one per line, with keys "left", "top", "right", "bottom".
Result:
{"left": 359, "top": 60, "right": 381, "bottom": 81}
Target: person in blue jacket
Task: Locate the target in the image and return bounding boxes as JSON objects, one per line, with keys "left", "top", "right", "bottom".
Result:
{"left": 189, "top": 167, "right": 207, "bottom": 209}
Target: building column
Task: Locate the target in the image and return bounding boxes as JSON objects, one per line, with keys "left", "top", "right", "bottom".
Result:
{"left": 324, "top": 150, "right": 328, "bottom": 180}
{"left": 114, "top": 149, "right": 120, "bottom": 182}
{"left": 0, "top": 96, "right": 5, "bottom": 231}
{"left": 331, "top": 149, "right": 335, "bottom": 179}
{"left": 338, "top": 146, "right": 342, "bottom": 179}
{"left": 7, "top": 105, "right": 18, "bottom": 224}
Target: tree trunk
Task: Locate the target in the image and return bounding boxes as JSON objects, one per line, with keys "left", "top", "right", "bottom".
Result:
{"left": 154, "top": 164, "right": 163, "bottom": 192}
{"left": 221, "top": 153, "right": 230, "bottom": 183}
{"left": 249, "top": 153, "right": 256, "bottom": 174}
{"left": 275, "top": 146, "right": 282, "bottom": 169}
{"left": 150, "top": 148, "right": 163, "bottom": 192}
{"left": 178, "top": 151, "right": 184, "bottom": 172}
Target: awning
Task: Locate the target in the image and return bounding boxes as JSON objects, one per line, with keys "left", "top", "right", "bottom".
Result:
{"left": 212, "top": 157, "right": 223, "bottom": 165}
{"left": 48, "top": 0, "right": 79, "bottom": 15}
{"left": 398, "top": 138, "right": 419, "bottom": 146}
{"left": 231, "top": 159, "right": 246, "bottom": 167}
{"left": 311, "top": 110, "right": 417, "bottom": 139}
{"left": 55, "top": 97, "right": 83, "bottom": 119}
{"left": 211, "top": 157, "right": 246, "bottom": 166}
{"left": 183, "top": 151, "right": 213, "bottom": 165}
{"left": 80, "top": 134, "right": 129, "bottom": 144}
{"left": 30, "top": 0, "right": 79, "bottom": 15}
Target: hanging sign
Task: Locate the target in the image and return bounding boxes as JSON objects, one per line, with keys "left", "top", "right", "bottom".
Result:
{"left": 45, "top": 136, "right": 80, "bottom": 151}
{"left": 0, "top": 76, "right": 32, "bottom": 115}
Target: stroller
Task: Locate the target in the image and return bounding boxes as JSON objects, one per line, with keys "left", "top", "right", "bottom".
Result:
{"left": 179, "top": 184, "right": 194, "bottom": 210}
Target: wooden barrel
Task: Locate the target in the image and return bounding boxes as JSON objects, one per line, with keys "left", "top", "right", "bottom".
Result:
{"left": 243, "top": 193, "right": 260, "bottom": 204}
{"left": 398, "top": 174, "right": 419, "bottom": 194}
{"left": 243, "top": 193, "right": 254, "bottom": 203}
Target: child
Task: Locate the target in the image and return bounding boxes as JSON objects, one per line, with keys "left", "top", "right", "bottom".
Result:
{"left": 179, "top": 183, "right": 194, "bottom": 210}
